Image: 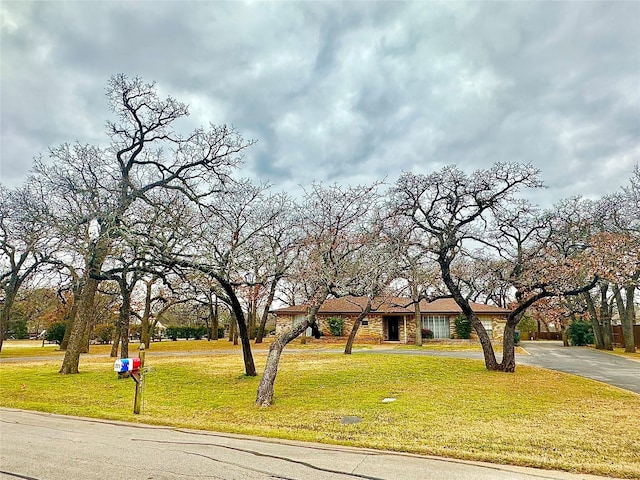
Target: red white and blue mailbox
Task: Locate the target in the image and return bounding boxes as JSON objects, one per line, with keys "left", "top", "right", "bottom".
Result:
{"left": 114, "top": 357, "right": 141, "bottom": 373}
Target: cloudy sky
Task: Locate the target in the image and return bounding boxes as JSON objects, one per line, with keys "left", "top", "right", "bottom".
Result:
{"left": 1, "top": 1, "right": 638, "bottom": 206}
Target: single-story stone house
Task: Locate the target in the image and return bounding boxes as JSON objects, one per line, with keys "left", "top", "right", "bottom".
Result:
{"left": 272, "top": 296, "right": 511, "bottom": 343}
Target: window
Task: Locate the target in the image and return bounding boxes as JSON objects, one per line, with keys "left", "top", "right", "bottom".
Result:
{"left": 481, "top": 320, "right": 493, "bottom": 337}
{"left": 361, "top": 318, "right": 368, "bottom": 326}
{"left": 421, "top": 315, "right": 450, "bottom": 339}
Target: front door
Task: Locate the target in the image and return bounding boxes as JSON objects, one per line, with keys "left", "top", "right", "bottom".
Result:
{"left": 387, "top": 317, "right": 399, "bottom": 341}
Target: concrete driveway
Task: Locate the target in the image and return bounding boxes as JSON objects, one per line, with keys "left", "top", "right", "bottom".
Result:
{"left": 0, "top": 408, "right": 614, "bottom": 480}
{"left": 518, "top": 341, "right": 640, "bottom": 394}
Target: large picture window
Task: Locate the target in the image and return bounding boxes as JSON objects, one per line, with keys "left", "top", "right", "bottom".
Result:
{"left": 421, "top": 315, "right": 450, "bottom": 339}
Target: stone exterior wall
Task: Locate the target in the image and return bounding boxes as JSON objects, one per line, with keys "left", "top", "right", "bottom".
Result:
{"left": 276, "top": 313, "right": 507, "bottom": 343}
{"left": 316, "top": 314, "right": 385, "bottom": 342}
{"left": 467, "top": 315, "right": 506, "bottom": 342}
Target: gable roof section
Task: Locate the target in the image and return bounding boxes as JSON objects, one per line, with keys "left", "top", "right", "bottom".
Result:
{"left": 272, "top": 296, "right": 510, "bottom": 316}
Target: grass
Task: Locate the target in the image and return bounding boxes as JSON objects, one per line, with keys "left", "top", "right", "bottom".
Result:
{"left": 1, "top": 348, "right": 639, "bottom": 478}
{"left": 594, "top": 346, "right": 640, "bottom": 361}
{"left": 396, "top": 342, "right": 527, "bottom": 354}
{"left": 0, "top": 337, "right": 336, "bottom": 359}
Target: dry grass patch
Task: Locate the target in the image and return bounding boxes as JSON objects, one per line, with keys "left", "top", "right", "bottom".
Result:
{"left": 596, "top": 346, "right": 640, "bottom": 361}
{"left": 397, "top": 342, "right": 527, "bottom": 354}
{"left": 0, "top": 351, "right": 638, "bottom": 478}
{"left": 0, "top": 338, "right": 276, "bottom": 358}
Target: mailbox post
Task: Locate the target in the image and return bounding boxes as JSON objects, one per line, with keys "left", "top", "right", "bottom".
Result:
{"left": 132, "top": 345, "right": 145, "bottom": 414}
{"left": 113, "top": 344, "right": 146, "bottom": 414}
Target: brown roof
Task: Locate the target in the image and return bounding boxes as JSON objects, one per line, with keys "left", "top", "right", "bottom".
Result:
{"left": 272, "top": 296, "right": 510, "bottom": 316}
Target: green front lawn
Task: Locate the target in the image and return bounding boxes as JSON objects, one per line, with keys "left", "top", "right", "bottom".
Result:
{"left": 1, "top": 350, "right": 638, "bottom": 478}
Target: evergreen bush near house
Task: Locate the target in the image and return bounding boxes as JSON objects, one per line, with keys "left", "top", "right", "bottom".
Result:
{"left": 568, "top": 319, "right": 594, "bottom": 346}
{"left": 327, "top": 316, "right": 344, "bottom": 336}
{"left": 454, "top": 315, "right": 472, "bottom": 339}
{"left": 45, "top": 322, "right": 66, "bottom": 344}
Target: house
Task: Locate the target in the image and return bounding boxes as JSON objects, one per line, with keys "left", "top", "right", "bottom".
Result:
{"left": 272, "top": 296, "right": 511, "bottom": 343}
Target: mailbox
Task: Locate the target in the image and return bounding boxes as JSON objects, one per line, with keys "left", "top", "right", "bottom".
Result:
{"left": 114, "top": 357, "right": 141, "bottom": 373}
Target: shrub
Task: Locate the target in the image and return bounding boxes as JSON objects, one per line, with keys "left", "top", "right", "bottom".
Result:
{"left": 454, "top": 315, "right": 472, "bottom": 339}
{"left": 192, "top": 326, "right": 206, "bottom": 340}
{"left": 164, "top": 325, "right": 208, "bottom": 340}
{"left": 166, "top": 326, "right": 179, "bottom": 341}
{"left": 5, "top": 318, "right": 28, "bottom": 339}
{"left": 327, "top": 317, "right": 344, "bottom": 337}
{"left": 421, "top": 328, "right": 434, "bottom": 339}
{"left": 46, "top": 322, "right": 66, "bottom": 345}
{"left": 93, "top": 324, "right": 115, "bottom": 344}
{"left": 568, "top": 319, "right": 594, "bottom": 346}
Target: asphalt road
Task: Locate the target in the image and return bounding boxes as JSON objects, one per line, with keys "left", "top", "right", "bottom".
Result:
{"left": 0, "top": 408, "right": 614, "bottom": 480}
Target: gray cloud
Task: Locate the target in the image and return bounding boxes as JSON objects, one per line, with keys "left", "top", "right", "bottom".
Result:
{"left": 1, "top": 1, "right": 638, "bottom": 205}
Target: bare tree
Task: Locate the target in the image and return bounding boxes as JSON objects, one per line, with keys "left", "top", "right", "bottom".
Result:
{"left": 480, "top": 199, "right": 598, "bottom": 369}
{"left": 149, "top": 180, "right": 287, "bottom": 376}
{"left": 252, "top": 205, "right": 298, "bottom": 344}
{"left": 0, "top": 185, "right": 54, "bottom": 351}
{"left": 31, "top": 75, "right": 251, "bottom": 374}
{"left": 391, "top": 163, "right": 544, "bottom": 371}
{"left": 256, "top": 182, "right": 382, "bottom": 407}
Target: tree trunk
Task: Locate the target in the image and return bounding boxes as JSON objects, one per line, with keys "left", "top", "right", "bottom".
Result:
{"left": 81, "top": 313, "right": 94, "bottom": 353}
{"left": 500, "top": 314, "right": 522, "bottom": 372}
{"left": 218, "top": 279, "right": 256, "bottom": 376}
{"left": 583, "top": 291, "right": 605, "bottom": 350}
{"left": 561, "top": 318, "right": 570, "bottom": 347}
{"left": 344, "top": 302, "right": 372, "bottom": 354}
{"left": 59, "top": 276, "right": 100, "bottom": 374}
{"left": 471, "top": 316, "right": 500, "bottom": 370}
{"left": 212, "top": 296, "right": 219, "bottom": 340}
{"left": 256, "top": 311, "right": 317, "bottom": 407}
{"left": 0, "top": 287, "right": 18, "bottom": 353}
{"left": 439, "top": 257, "right": 499, "bottom": 370}
{"left": 228, "top": 316, "right": 235, "bottom": 342}
{"left": 249, "top": 297, "right": 257, "bottom": 339}
{"left": 624, "top": 284, "right": 637, "bottom": 353}
{"left": 615, "top": 284, "right": 637, "bottom": 353}
{"left": 600, "top": 284, "right": 613, "bottom": 351}
{"left": 119, "top": 293, "right": 131, "bottom": 359}
{"left": 140, "top": 281, "right": 153, "bottom": 349}
{"left": 110, "top": 325, "right": 121, "bottom": 357}
{"left": 59, "top": 239, "right": 109, "bottom": 374}
{"left": 60, "top": 293, "right": 79, "bottom": 351}
{"left": 0, "top": 280, "right": 22, "bottom": 353}
{"left": 414, "top": 297, "right": 422, "bottom": 347}
{"left": 256, "top": 278, "right": 278, "bottom": 344}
